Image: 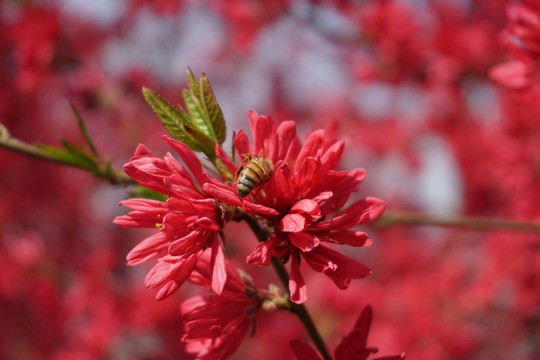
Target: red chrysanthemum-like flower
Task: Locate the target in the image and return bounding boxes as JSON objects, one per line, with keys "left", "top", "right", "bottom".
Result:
{"left": 114, "top": 136, "right": 227, "bottom": 299}
{"left": 215, "top": 111, "right": 386, "bottom": 304}
{"left": 291, "top": 305, "right": 405, "bottom": 360}
{"left": 181, "top": 259, "right": 259, "bottom": 360}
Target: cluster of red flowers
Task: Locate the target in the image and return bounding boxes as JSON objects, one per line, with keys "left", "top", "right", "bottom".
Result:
{"left": 114, "top": 109, "right": 392, "bottom": 358}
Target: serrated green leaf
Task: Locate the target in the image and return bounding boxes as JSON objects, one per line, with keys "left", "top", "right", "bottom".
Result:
{"left": 199, "top": 73, "right": 226, "bottom": 145}
{"left": 142, "top": 87, "right": 203, "bottom": 151}
{"left": 186, "top": 67, "right": 200, "bottom": 99}
{"left": 182, "top": 89, "right": 215, "bottom": 139}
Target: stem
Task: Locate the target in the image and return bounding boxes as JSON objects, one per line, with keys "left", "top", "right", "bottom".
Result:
{"left": 243, "top": 215, "right": 333, "bottom": 360}
{"left": 0, "top": 123, "right": 134, "bottom": 185}
{"left": 377, "top": 211, "right": 540, "bottom": 232}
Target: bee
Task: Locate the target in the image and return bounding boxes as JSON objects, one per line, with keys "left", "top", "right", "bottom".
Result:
{"left": 235, "top": 153, "right": 274, "bottom": 198}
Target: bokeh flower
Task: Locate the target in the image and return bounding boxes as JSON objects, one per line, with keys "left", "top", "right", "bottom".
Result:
{"left": 291, "top": 305, "right": 405, "bottom": 360}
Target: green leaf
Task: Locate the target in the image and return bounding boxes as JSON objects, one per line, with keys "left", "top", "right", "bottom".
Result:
{"left": 182, "top": 89, "right": 215, "bottom": 139}
{"left": 183, "top": 123, "right": 217, "bottom": 161}
{"left": 69, "top": 101, "right": 100, "bottom": 158}
{"left": 198, "top": 73, "right": 226, "bottom": 145}
{"left": 36, "top": 141, "right": 100, "bottom": 173}
{"left": 186, "top": 67, "right": 200, "bottom": 99}
{"left": 142, "top": 87, "right": 203, "bottom": 151}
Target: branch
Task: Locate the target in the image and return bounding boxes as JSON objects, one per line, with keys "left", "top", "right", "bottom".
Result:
{"left": 376, "top": 211, "right": 540, "bottom": 232}
{"left": 0, "top": 123, "right": 134, "bottom": 185}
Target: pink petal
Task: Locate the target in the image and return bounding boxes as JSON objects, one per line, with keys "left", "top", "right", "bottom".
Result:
{"left": 325, "top": 230, "right": 373, "bottom": 247}
{"left": 290, "top": 199, "right": 320, "bottom": 217}
{"left": 202, "top": 181, "right": 242, "bottom": 206}
{"left": 356, "top": 197, "right": 387, "bottom": 224}
{"left": 233, "top": 130, "right": 250, "bottom": 158}
{"left": 289, "top": 254, "right": 307, "bottom": 304}
{"left": 126, "top": 232, "right": 169, "bottom": 265}
{"left": 155, "top": 279, "right": 180, "bottom": 301}
{"left": 289, "top": 232, "right": 320, "bottom": 252}
{"left": 294, "top": 130, "right": 324, "bottom": 173}
{"left": 211, "top": 236, "right": 226, "bottom": 295}
{"left": 134, "top": 143, "right": 153, "bottom": 156}
{"left": 242, "top": 201, "right": 279, "bottom": 216}
{"left": 145, "top": 254, "right": 197, "bottom": 300}
{"left": 124, "top": 156, "right": 171, "bottom": 194}
{"left": 246, "top": 235, "right": 280, "bottom": 266}
{"left": 215, "top": 141, "right": 238, "bottom": 175}
{"left": 335, "top": 306, "right": 376, "bottom": 360}
{"left": 249, "top": 110, "right": 277, "bottom": 159}
{"left": 316, "top": 197, "right": 386, "bottom": 231}
{"left": 163, "top": 136, "right": 207, "bottom": 186}
{"left": 280, "top": 213, "right": 308, "bottom": 232}
{"left": 303, "top": 246, "right": 371, "bottom": 289}
{"left": 276, "top": 121, "right": 301, "bottom": 164}
{"left": 114, "top": 199, "right": 166, "bottom": 228}
{"left": 353, "top": 305, "right": 373, "bottom": 335}
{"left": 320, "top": 140, "right": 345, "bottom": 173}
{"left": 169, "top": 230, "right": 204, "bottom": 256}
{"left": 293, "top": 157, "right": 320, "bottom": 196}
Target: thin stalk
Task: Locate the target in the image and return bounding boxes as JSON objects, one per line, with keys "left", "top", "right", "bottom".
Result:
{"left": 377, "top": 211, "right": 540, "bottom": 232}
{"left": 243, "top": 215, "right": 333, "bottom": 360}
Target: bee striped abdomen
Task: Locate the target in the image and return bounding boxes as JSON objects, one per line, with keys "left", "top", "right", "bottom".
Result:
{"left": 236, "top": 155, "right": 274, "bottom": 198}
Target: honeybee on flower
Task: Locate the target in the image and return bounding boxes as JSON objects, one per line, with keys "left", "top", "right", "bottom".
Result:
{"left": 235, "top": 153, "right": 274, "bottom": 198}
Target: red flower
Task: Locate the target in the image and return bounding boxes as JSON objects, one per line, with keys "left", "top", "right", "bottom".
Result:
{"left": 114, "top": 136, "right": 227, "bottom": 299}
{"left": 490, "top": 4, "right": 540, "bottom": 89}
{"left": 290, "top": 305, "right": 405, "bottom": 360}
{"left": 215, "top": 112, "right": 385, "bottom": 303}
{"left": 181, "top": 259, "right": 260, "bottom": 360}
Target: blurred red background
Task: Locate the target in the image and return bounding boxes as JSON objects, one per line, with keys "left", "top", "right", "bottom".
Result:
{"left": 1, "top": 1, "right": 539, "bottom": 359}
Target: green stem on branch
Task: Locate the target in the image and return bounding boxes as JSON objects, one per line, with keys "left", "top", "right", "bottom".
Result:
{"left": 243, "top": 215, "right": 333, "bottom": 360}
{"left": 0, "top": 123, "right": 134, "bottom": 185}
{"left": 377, "top": 211, "right": 540, "bottom": 232}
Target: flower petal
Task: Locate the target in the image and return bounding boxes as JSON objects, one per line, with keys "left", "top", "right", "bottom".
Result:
{"left": 163, "top": 136, "right": 207, "bottom": 186}
{"left": 246, "top": 234, "right": 280, "bottom": 266}
{"left": 169, "top": 229, "right": 205, "bottom": 256}
{"left": 126, "top": 232, "right": 169, "bottom": 265}
{"left": 289, "top": 253, "right": 307, "bottom": 304}
{"left": 211, "top": 236, "right": 227, "bottom": 295}
{"left": 215, "top": 141, "right": 238, "bottom": 174}
{"left": 233, "top": 130, "right": 250, "bottom": 157}
{"left": 303, "top": 246, "right": 372, "bottom": 289}
{"left": 242, "top": 201, "right": 279, "bottom": 216}
{"left": 294, "top": 130, "right": 324, "bottom": 173}
{"left": 280, "top": 213, "right": 308, "bottom": 232}
{"left": 276, "top": 121, "right": 301, "bottom": 164}
{"left": 324, "top": 230, "right": 373, "bottom": 247}
{"left": 202, "top": 181, "right": 242, "bottom": 207}
{"left": 145, "top": 254, "right": 198, "bottom": 300}
{"left": 290, "top": 340, "right": 323, "bottom": 360}
{"left": 289, "top": 232, "right": 320, "bottom": 252}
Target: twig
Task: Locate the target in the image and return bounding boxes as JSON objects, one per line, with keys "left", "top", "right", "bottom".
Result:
{"left": 376, "top": 211, "right": 540, "bottom": 232}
